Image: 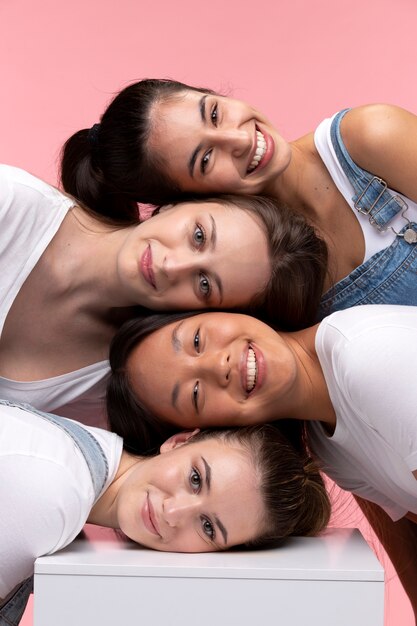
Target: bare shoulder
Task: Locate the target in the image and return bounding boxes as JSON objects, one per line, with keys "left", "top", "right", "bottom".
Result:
{"left": 338, "top": 104, "right": 417, "bottom": 196}
{"left": 342, "top": 104, "right": 416, "bottom": 161}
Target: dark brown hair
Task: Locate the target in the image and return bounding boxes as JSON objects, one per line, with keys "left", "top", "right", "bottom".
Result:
{"left": 60, "top": 79, "right": 212, "bottom": 219}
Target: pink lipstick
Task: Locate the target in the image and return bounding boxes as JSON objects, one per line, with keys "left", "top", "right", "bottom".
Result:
{"left": 140, "top": 244, "right": 156, "bottom": 289}
{"left": 255, "top": 127, "right": 275, "bottom": 172}
{"left": 142, "top": 493, "right": 161, "bottom": 536}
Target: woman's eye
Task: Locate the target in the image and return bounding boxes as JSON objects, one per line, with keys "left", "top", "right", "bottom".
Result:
{"left": 199, "top": 274, "right": 211, "bottom": 298}
{"left": 201, "top": 516, "right": 215, "bottom": 540}
{"left": 194, "top": 329, "right": 200, "bottom": 352}
{"left": 193, "top": 224, "right": 206, "bottom": 247}
{"left": 201, "top": 150, "right": 212, "bottom": 174}
{"left": 211, "top": 104, "right": 218, "bottom": 126}
{"left": 190, "top": 467, "right": 201, "bottom": 492}
{"left": 193, "top": 381, "right": 199, "bottom": 411}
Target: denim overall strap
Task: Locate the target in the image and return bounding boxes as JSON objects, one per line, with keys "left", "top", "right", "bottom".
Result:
{"left": 330, "top": 109, "right": 405, "bottom": 230}
{"left": 0, "top": 400, "right": 109, "bottom": 626}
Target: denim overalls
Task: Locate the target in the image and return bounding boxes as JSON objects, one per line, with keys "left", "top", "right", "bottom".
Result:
{"left": 318, "top": 109, "right": 417, "bottom": 320}
{"left": 0, "top": 401, "right": 109, "bottom": 626}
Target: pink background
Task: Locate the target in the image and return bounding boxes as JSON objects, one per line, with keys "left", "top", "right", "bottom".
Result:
{"left": 1, "top": 0, "right": 416, "bottom": 624}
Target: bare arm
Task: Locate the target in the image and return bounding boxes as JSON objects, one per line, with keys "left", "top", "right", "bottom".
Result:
{"left": 341, "top": 104, "right": 417, "bottom": 203}
{"left": 355, "top": 495, "right": 417, "bottom": 624}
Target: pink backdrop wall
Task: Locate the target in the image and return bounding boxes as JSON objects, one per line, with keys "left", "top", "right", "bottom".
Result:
{"left": 1, "top": 0, "right": 417, "bottom": 624}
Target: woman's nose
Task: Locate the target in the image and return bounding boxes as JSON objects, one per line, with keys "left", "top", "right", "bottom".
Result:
{"left": 162, "top": 253, "right": 194, "bottom": 283}
{"left": 163, "top": 494, "right": 200, "bottom": 527}
{"left": 201, "top": 351, "right": 231, "bottom": 388}
{"left": 210, "top": 127, "right": 252, "bottom": 157}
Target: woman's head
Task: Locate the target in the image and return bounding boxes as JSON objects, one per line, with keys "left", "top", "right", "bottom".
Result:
{"left": 60, "top": 78, "right": 290, "bottom": 212}
{"left": 115, "top": 425, "right": 330, "bottom": 552}
{"left": 115, "top": 195, "right": 327, "bottom": 326}
{"left": 107, "top": 311, "right": 310, "bottom": 451}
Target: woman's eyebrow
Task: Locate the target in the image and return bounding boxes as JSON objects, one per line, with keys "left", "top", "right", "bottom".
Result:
{"left": 208, "top": 214, "right": 217, "bottom": 250}
{"left": 205, "top": 215, "right": 223, "bottom": 305}
{"left": 170, "top": 322, "right": 183, "bottom": 411}
{"left": 188, "top": 95, "right": 209, "bottom": 178}
{"left": 202, "top": 456, "right": 228, "bottom": 545}
{"left": 199, "top": 94, "right": 208, "bottom": 123}
{"left": 171, "top": 382, "right": 180, "bottom": 411}
{"left": 171, "top": 321, "right": 184, "bottom": 353}
{"left": 215, "top": 516, "right": 228, "bottom": 546}
{"left": 202, "top": 456, "right": 211, "bottom": 490}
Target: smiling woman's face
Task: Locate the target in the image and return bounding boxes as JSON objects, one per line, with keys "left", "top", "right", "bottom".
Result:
{"left": 148, "top": 89, "right": 292, "bottom": 196}
{"left": 115, "top": 435, "right": 265, "bottom": 552}
{"left": 117, "top": 201, "right": 271, "bottom": 310}
{"left": 126, "top": 312, "right": 299, "bottom": 428}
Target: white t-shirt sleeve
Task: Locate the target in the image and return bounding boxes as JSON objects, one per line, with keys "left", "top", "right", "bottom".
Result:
{"left": 336, "top": 324, "right": 417, "bottom": 472}
{"left": 0, "top": 454, "right": 89, "bottom": 598}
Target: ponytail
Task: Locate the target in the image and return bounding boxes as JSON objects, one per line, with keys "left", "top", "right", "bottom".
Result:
{"left": 61, "top": 128, "right": 139, "bottom": 224}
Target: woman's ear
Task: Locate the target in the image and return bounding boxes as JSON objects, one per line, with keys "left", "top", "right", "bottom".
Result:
{"left": 160, "top": 429, "right": 200, "bottom": 453}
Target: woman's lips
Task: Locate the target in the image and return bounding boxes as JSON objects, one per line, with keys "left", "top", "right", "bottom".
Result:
{"left": 251, "top": 343, "right": 265, "bottom": 390}
{"left": 140, "top": 244, "right": 156, "bottom": 289}
{"left": 247, "top": 126, "right": 275, "bottom": 175}
{"left": 240, "top": 343, "right": 266, "bottom": 395}
{"left": 142, "top": 493, "right": 161, "bottom": 536}
{"left": 256, "top": 127, "right": 274, "bottom": 171}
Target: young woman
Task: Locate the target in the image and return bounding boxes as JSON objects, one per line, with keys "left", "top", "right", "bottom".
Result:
{"left": 0, "top": 400, "right": 329, "bottom": 626}
{"left": 0, "top": 164, "right": 327, "bottom": 426}
{"left": 61, "top": 79, "right": 417, "bottom": 317}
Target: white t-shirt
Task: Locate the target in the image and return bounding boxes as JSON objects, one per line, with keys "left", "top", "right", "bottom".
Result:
{"left": 0, "top": 403, "right": 122, "bottom": 598}
{"left": 0, "top": 165, "right": 110, "bottom": 427}
{"left": 308, "top": 304, "right": 417, "bottom": 521}
{"left": 314, "top": 114, "right": 417, "bottom": 262}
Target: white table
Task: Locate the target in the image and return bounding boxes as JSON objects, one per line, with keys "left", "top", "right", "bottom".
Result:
{"left": 34, "top": 528, "right": 384, "bottom": 625}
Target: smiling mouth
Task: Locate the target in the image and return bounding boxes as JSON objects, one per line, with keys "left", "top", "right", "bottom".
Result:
{"left": 247, "top": 129, "right": 267, "bottom": 174}
{"left": 143, "top": 492, "right": 161, "bottom": 536}
{"left": 141, "top": 244, "right": 157, "bottom": 290}
{"left": 246, "top": 346, "right": 258, "bottom": 392}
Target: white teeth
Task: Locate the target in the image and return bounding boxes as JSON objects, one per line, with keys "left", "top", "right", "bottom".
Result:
{"left": 246, "top": 347, "right": 257, "bottom": 392}
{"left": 247, "top": 130, "right": 267, "bottom": 173}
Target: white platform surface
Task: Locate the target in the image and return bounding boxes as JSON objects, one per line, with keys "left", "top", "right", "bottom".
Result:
{"left": 34, "top": 528, "right": 384, "bottom": 626}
